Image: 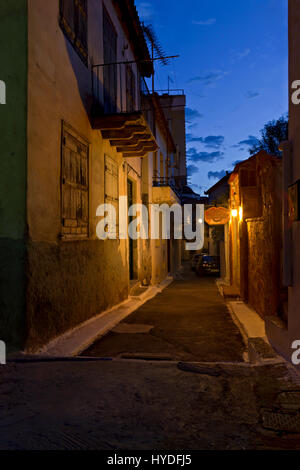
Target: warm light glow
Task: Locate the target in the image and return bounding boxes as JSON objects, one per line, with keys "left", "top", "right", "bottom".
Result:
{"left": 231, "top": 209, "right": 238, "bottom": 218}
{"left": 239, "top": 206, "right": 243, "bottom": 221}
{"left": 198, "top": 218, "right": 203, "bottom": 224}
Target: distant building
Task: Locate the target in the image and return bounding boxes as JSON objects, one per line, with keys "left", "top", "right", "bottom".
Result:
{"left": 205, "top": 172, "right": 230, "bottom": 206}
{"left": 205, "top": 173, "right": 231, "bottom": 280}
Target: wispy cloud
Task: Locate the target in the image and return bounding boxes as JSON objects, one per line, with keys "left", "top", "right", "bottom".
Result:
{"left": 136, "top": 2, "right": 154, "bottom": 20}
{"left": 208, "top": 170, "right": 227, "bottom": 180}
{"left": 185, "top": 107, "right": 203, "bottom": 122}
{"left": 186, "top": 134, "right": 225, "bottom": 148}
{"left": 192, "top": 18, "right": 216, "bottom": 26}
{"left": 187, "top": 164, "right": 199, "bottom": 176}
{"left": 187, "top": 70, "right": 230, "bottom": 87}
{"left": 187, "top": 148, "right": 224, "bottom": 163}
{"left": 245, "top": 90, "right": 260, "bottom": 99}
{"left": 238, "top": 135, "right": 259, "bottom": 147}
{"left": 230, "top": 48, "right": 251, "bottom": 62}
{"left": 190, "top": 183, "right": 203, "bottom": 194}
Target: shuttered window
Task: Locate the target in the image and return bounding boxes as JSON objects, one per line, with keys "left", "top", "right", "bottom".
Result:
{"left": 59, "top": 0, "right": 88, "bottom": 65}
{"left": 104, "top": 155, "right": 119, "bottom": 238}
{"left": 103, "top": 6, "right": 117, "bottom": 114}
{"left": 61, "top": 123, "right": 89, "bottom": 239}
{"left": 126, "top": 64, "right": 136, "bottom": 112}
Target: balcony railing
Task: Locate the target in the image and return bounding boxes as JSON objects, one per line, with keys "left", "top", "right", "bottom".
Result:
{"left": 153, "top": 89, "right": 185, "bottom": 96}
{"left": 90, "top": 63, "right": 158, "bottom": 156}
{"left": 153, "top": 175, "right": 188, "bottom": 200}
{"left": 91, "top": 62, "right": 154, "bottom": 116}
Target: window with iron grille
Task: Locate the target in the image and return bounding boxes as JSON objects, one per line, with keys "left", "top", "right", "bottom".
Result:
{"left": 59, "top": 0, "right": 88, "bottom": 65}
{"left": 103, "top": 6, "right": 117, "bottom": 114}
{"left": 126, "top": 64, "right": 136, "bottom": 112}
{"left": 61, "top": 123, "right": 89, "bottom": 239}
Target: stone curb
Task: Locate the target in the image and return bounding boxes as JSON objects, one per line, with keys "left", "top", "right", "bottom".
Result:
{"left": 25, "top": 276, "right": 174, "bottom": 358}
{"left": 227, "top": 301, "right": 284, "bottom": 364}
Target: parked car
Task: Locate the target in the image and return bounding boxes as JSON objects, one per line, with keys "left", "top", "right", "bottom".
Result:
{"left": 196, "top": 255, "right": 220, "bottom": 277}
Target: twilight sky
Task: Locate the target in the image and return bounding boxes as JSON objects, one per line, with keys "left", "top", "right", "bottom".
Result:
{"left": 136, "top": 0, "right": 288, "bottom": 194}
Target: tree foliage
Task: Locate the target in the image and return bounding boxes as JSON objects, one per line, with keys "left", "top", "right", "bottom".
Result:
{"left": 249, "top": 115, "right": 288, "bottom": 157}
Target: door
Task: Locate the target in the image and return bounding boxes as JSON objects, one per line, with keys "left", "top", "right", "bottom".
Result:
{"left": 128, "top": 179, "right": 134, "bottom": 280}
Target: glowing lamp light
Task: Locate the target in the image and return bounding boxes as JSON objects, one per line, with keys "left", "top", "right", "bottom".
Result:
{"left": 239, "top": 206, "right": 243, "bottom": 221}
{"left": 231, "top": 209, "right": 238, "bottom": 218}
{"left": 198, "top": 218, "right": 203, "bottom": 224}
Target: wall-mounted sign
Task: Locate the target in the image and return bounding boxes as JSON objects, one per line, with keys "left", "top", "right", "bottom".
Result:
{"left": 205, "top": 206, "right": 230, "bottom": 225}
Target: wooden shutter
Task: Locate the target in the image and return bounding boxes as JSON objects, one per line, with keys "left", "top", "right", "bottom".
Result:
{"left": 103, "top": 7, "right": 117, "bottom": 114}
{"left": 126, "top": 64, "right": 136, "bottom": 112}
{"left": 75, "top": 0, "right": 88, "bottom": 60}
{"left": 105, "top": 155, "right": 119, "bottom": 238}
{"left": 60, "top": 0, "right": 75, "bottom": 39}
{"left": 59, "top": 0, "right": 88, "bottom": 64}
{"left": 61, "top": 124, "right": 89, "bottom": 239}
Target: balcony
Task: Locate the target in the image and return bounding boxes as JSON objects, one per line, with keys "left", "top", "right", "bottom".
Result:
{"left": 152, "top": 176, "right": 183, "bottom": 205}
{"left": 91, "top": 62, "right": 157, "bottom": 157}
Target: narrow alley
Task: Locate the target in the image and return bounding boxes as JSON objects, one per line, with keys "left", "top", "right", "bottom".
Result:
{"left": 1, "top": 0, "right": 300, "bottom": 455}
{"left": 82, "top": 267, "right": 245, "bottom": 362}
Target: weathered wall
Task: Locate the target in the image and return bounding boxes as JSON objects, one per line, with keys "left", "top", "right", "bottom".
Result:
{"left": 26, "top": 240, "right": 128, "bottom": 350}
{"left": 288, "top": 0, "right": 300, "bottom": 330}
{"left": 246, "top": 157, "right": 282, "bottom": 318}
{"left": 0, "top": 0, "right": 28, "bottom": 349}
{"left": 25, "top": 0, "right": 142, "bottom": 350}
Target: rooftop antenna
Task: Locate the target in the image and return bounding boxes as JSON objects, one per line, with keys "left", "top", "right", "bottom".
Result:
{"left": 168, "top": 75, "right": 174, "bottom": 94}
{"left": 142, "top": 23, "right": 169, "bottom": 93}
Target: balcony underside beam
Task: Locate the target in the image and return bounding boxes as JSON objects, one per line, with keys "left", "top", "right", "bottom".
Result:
{"left": 93, "top": 111, "right": 157, "bottom": 158}
{"left": 123, "top": 150, "right": 154, "bottom": 158}
{"left": 102, "top": 126, "right": 146, "bottom": 140}
{"left": 116, "top": 140, "right": 157, "bottom": 153}
{"left": 110, "top": 133, "right": 152, "bottom": 146}
{"left": 92, "top": 112, "right": 143, "bottom": 130}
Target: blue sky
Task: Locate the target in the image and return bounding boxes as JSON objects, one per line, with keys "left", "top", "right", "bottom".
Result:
{"left": 136, "top": 0, "right": 288, "bottom": 194}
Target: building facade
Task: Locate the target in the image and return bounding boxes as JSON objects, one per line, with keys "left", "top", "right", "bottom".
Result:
{"left": 228, "top": 151, "right": 282, "bottom": 318}
{"left": 266, "top": 0, "right": 300, "bottom": 362}
{"left": 205, "top": 173, "right": 231, "bottom": 281}
{"left": 0, "top": 0, "right": 186, "bottom": 351}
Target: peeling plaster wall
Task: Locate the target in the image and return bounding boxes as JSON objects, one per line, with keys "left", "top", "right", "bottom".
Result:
{"left": 26, "top": 240, "right": 128, "bottom": 350}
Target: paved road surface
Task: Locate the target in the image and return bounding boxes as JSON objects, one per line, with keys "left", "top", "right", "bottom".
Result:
{"left": 2, "top": 270, "right": 300, "bottom": 450}
{"left": 83, "top": 271, "right": 245, "bottom": 362}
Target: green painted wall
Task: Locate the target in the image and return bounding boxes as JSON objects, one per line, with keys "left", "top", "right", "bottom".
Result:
{"left": 0, "top": 0, "right": 28, "bottom": 349}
